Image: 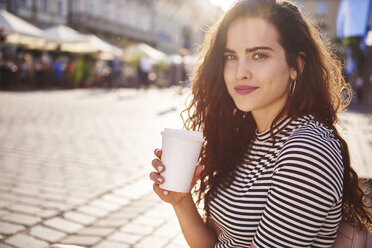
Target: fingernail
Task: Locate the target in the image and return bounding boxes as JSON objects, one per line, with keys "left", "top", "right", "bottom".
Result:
{"left": 157, "top": 177, "right": 163, "bottom": 183}
{"left": 157, "top": 165, "right": 163, "bottom": 172}
{"left": 163, "top": 190, "right": 168, "bottom": 195}
{"left": 155, "top": 149, "right": 159, "bottom": 154}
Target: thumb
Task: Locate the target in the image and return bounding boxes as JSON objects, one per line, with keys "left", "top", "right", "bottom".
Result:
{"left": 191, "top": 164, "right": 204, "bottom": 186}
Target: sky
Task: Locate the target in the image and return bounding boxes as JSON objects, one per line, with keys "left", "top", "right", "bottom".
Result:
{"left": 209, "top": 0, "right": 236, "bottom": 11}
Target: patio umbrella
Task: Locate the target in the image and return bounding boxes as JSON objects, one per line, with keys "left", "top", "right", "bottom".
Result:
{"left": 0, "top": 9, "right": 48, "bottom": 49}
{"left": 43, "top": 25, "right": 122, "bottom": 58}
{"left": 85, "top": 34, "right": 123, "bottom": 60}
{"left": 43, "top": 24, "right": 87, "bottom": 43}
{"left": 123, "top": 43, "right": 166, "bottom": 63}
{"left": 43, "top": 24, "right": 97, "bottom": 53}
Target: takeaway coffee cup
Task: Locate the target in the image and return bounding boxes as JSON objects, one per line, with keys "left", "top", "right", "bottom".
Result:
{"left": 159, "top": 128, "right": 204, "bottom": 193}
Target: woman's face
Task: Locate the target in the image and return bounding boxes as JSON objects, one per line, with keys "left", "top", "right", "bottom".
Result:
{"left": 223, "top": 17, "right": 296, "bottom": 119}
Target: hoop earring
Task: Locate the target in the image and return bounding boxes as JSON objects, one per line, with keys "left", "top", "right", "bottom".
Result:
{"left": 290, "top": 80, "right": 297, "bottom": 95}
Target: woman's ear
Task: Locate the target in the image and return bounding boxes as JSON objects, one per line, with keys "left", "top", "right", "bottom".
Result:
{"left": 297, "top": 52, "right": 306, "bottom": 74}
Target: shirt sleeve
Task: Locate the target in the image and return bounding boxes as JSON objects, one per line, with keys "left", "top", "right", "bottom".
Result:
{"left": 252, "top": 135, "right": 343, "bottom": 248}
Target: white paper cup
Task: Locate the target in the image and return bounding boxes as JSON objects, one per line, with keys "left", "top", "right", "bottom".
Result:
{"left": 159, "top": 128, "right": 204, "bottom": 193}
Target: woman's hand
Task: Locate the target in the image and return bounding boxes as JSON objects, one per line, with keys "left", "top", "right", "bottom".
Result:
{"left": 150, "top": 148, "right": 203, "bottom": 206}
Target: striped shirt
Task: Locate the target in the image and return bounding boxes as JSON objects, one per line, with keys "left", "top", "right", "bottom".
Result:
{"left": 209, "top": 115, "right": 344, "bottom": 248}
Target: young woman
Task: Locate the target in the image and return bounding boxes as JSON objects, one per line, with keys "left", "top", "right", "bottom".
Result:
{"left": 150, "top": 0, "right": 371, "bottom": 247}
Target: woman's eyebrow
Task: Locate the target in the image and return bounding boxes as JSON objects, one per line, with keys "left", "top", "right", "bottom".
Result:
{"left": 224, "top": 46, "right": 274, "bottom": 54}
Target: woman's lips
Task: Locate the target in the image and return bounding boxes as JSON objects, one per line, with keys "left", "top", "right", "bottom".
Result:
{"left": 234, "top": 85, "right": 258, "bottom": 95}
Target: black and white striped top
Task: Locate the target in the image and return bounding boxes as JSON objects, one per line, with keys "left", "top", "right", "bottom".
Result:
{"left": 209, "top": 115, "right": 344, "bottom": 248}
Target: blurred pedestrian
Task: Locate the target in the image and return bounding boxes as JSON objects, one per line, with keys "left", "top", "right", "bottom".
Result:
{"left": 0, "top": 52, "right": 17, "bottom": 90}
{"left": 111, "top": 56, "right": 122, "bottom": 88}
{"left": 34, "top": 57, "right": 46, "bottom": 89}
{"left": 138, "top": 55, "right": 152, "bottom": 88}
{"left": 150, "top": 1, "right": 371, "bottom": 247}
{"left": 355, "top": 73, "right": 364, "bottom": 104}
{"left": 53, "top": 57, "right": 64, "bottom": 88}
{"left": 19, "top": 53, "right": 33, "bottom": 89}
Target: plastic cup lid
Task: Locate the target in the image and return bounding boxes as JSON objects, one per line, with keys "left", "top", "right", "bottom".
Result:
{"left": 161, "top": 128, "right": 204, "bottom": 142}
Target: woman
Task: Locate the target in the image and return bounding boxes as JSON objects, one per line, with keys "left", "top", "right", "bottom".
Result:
{"left": 150, "top": 0, "right": 371, "bottom": 247}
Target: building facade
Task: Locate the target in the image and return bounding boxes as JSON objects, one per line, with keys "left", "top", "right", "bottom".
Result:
{"left": 3, "top": 0, "right": 222, "bottom": 53}
{"left": 10, "top": 0, "right": 157, "bottom": 46}
{"left": 294, "top": 0, "right": 341, "bottom": 39}
{"left": 5, "top": 1, "right": 340, "bottom": 53}
{"left": 155, "top": 0, "right": 222, "bottom": 53}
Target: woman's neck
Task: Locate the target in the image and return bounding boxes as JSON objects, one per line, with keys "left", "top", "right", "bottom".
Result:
{"left": 252, "top": 109, "right": 287, "bottom": 133}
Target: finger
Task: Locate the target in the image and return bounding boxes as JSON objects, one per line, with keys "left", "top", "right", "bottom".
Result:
{"left": 154, "top": 149, "right": 163, "bottom": 159}
{"left": 194, "top": 164, "right": 204, "bottom": 178}
{"left": 151, "top": 158, "right": 165, "bottom": 173}
{"left": 153, "top": 183, "right": 169, "bottom": 198}
{"left": 149, "top": 171, "right": 164, "bottom": 184}
{"left": 191, "top": 164, "right": 204, "bottom": 186}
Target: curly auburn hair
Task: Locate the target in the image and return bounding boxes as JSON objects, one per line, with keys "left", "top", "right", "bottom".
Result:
{"left": 182, "top": 0, "right": 371, "bottom": 231}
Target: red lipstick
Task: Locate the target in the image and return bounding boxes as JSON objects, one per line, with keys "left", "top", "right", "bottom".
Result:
{"left": 234, "top": 85, "right": 258, "bottom": 95}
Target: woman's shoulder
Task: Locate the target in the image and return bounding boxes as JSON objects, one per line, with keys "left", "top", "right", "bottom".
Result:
{"left": 274, "top": 115, "right": 344, "bottom": 200}
{"left": 277, "top": 114, "right": 343, "bottom": 177}
{"left": 287, "top": 115, "right": 340, "bottom": 147}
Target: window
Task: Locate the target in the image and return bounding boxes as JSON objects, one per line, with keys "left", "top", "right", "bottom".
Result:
{"left": 57, "top": 0, "right": 63, "bottom": 16}
{"left": 72, "top": 0, "right": 80, "bottom": 12}
{"left": 316, "top": 0, "right": 327, "bottom": 16}
{"left": 39, "top": 0, "right": 49, "bottom": 12}
{"left": 104, "top": 0, "right": 112, "bottom": 20}
{"left": 18, "top": 0, "right": 28, "bottom": 8}
{"left": 88, "top": 0, "right": 95, "bottom": 15}
{"left": 117, "top": 3, "right": 124, "bottom": 23}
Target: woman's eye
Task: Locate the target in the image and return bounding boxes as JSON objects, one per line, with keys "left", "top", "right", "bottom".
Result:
{"left": 224, "top": 54, "right": 236, "bottom": 61}
{"left": 253, "top": 53, "right": 267, "bottom": 60}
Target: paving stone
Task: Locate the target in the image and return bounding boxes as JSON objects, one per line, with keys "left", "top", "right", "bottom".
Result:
{"left": 78, "top": 227, "right": 114, "bottom": 237}
{"left": 101, "top": 194, "right": 130, "bottom": 206}
{"left": 0, "top": 200, "right": 10, "bottom": 208}
{"left": 153, "top": 220, "right": 182, "bottom": 239}
{"left": 89, "top": 199, "right": 121, "bottom": 212}
{"left": 0, "top": 243, "right": 13, "bottom": 248}
{"left": 114, "top": 180, "right": 152, "bottom": 200}
{"left": 11, "top": 187, "right": 38, "bottom": 197}
{"left": 65, "top": 197, "right": 87, "bottom": 206}
{"left": 11, "top": 195, "right": 46, "bottom": 208}
{"left": 93, "top": 240, "right": 130, "bottom": 248}
{"left": 144, "top": 204, "right": 175, "bottom": 219}
{"left": 163, "top": 242, "right": 188, "bottom": 248}
{"left": 167, "top": 233, "right": 188, "bottom": 247}
{"left": 44, "top": 217, "right": 84, "bottom": 234}
{"left": 120, "top": 222, "right": 154, "bottom": 236}
{"left": 1, "top": 212, "right": 41, "bottom": 226}
{"left": 61, "top": 235, "right": 102, "bottom": 246}
{"left": 105, "top": 211, "right": 134, "bottom": 221}
{"left": 135, "top": 236, "right": 170, "bottom": 248}
{"left": 0, "top": 221, "right": 25, "bottom": 235}
{"left": 30, "top": 225, "right": 67, "bottom": 243}
{"left": 94, "top": 217, "right": 129, "bottom": 228}
{"left": 64, "top": 211, "right": 97, "bottom": 225}
{"left": 39, "top": 209, "right": 59, "bottom": 218}
{"left": 77, "top": 206, "right": 109, "bottom": 218}
{"left": 107, "top": 231, "right": 142, "bottom": 245}
{"left": 42, "top": 201, "right": 73, "bottom": 211}
{"left": 7, "top": 203, "right": 44, "bottom": 216}
{"left": 132, "top": 215, "right": 166, "bottom": 227}
{"left": 114, "top": 207, "right": 144, "bottom": 220}
{"left": 5, "top": 233, "right": 48, "bottom": 248}
{"left": 0, "top": 210, "right": 10, "bottom": 217}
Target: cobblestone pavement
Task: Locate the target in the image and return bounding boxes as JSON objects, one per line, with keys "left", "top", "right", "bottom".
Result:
{"left": 0, "top": 88, "right": 371, "bottom": 248}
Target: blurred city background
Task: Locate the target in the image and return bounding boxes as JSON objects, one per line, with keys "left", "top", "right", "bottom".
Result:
{"left": 0, "top": 0, "right": 371, "bottom": 248}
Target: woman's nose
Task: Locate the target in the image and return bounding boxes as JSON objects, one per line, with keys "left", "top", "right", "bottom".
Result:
{"left": 235, "top": 59, "right": 252, "bottom": 80}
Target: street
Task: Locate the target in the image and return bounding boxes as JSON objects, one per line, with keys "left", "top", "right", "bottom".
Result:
{"left": 0, "top": 88, "right": 371, "bottom": 248}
